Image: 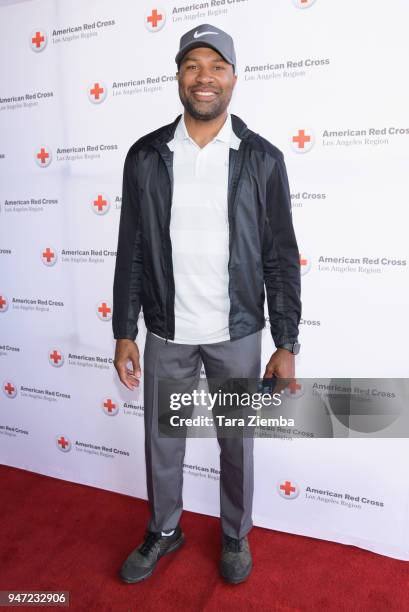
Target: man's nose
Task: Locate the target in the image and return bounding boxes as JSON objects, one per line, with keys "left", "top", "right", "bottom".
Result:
{"left": 195, "top": 67, "right": 215, "bottom": 83}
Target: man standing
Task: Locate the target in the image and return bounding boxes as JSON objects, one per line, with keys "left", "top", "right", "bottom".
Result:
{"left": 112, "top": 24, "right": 301, "bottom": 584}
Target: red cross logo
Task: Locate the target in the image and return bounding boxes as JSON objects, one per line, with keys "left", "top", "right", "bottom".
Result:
{"left": 30, "top": 30, "right": 47, "bottom": 52}
{"left": 104, "top": 399, "right": 116, "bottom": 412}
{"left": 37, "top": 148, "right": 49, "bottom": 163}
{"left": 4, "top": 382, "right": 15, "bottom": 395}
{"left": 102, "top": 397, "right": 119, "bottom": 416}
{"left": 43, "top": 247, "right": 55, "bottom": 263}
{"left": 299, "top": 253, "right": 311, "bottom": 275}
{"left": 278, "top": 479, "right": 299, "bottom": 499}
{"left": 49, "top": 349, "right": 64, "bottom": 367}
{"left": 98, "top": 302, "right": 111, "bottom": 318}
{"left": 104, "top": 398, "right": 119, "bottom": 416}
{"left": 88, "top": 82, "right": 107, "bottom": 104}
{"left": 35, "top": 146, "right": 52, "bottom": 167}
{"left": 58, "top": 436, "right": 68, "bottom": 448}
{"left": 90, "top": 83, "right": 104, "bottom": 100}
{"left": 42, "top": 246, "right": 57, "bottom": 266}
{"left": 291, "top": 129, "right": 314, "bottom": 153}
{"left": 97, "top": 300, "right": 112, "bottom": 321}
{"left": 50, "top": 350, "right": 62, "bottom": 364}
{"left": 0, "top": 295, "right": 8, "bottom": 312}
{"left": 281, "top": 481, "right": 296, "bottom": 495}
{"left": 56, "top": 435, "right": 71, "bottom": 452}
{"left": 91, "top": 193, "right": 110, "bottom": 215}
{"left": 145, "top": 8, "right": 166, "bottom": 32}
{"left": 293, "top": 130, "right": 310, "bottom": 149}
{"left": 32, "top": 31, "right": 44, "bottom": 47}
{"left": 3, "top": 381, "right": 17, "bottom": 398}
{"left": 148, "top": 9, "right": 162, "bottom": 27}
{"left": 94, "top": 195, "right": 107, "bottom": 212}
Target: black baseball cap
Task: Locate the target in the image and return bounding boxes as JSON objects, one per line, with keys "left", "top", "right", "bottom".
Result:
{"left": 175, "top": 23, "right": 236, "bottom": 73}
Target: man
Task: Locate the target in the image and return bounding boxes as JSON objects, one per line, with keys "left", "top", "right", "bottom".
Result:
{"left": 112, "top": 23, "right": 301, "bottom": 585}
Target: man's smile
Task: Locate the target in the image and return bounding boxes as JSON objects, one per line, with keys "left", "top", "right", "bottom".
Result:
{"left": 191, "top": 88, "right": 219, "bottom": 101}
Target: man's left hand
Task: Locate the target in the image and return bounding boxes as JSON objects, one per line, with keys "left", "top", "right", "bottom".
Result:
{"left": 263, "top": 349, "right": 295, "bottom": 380}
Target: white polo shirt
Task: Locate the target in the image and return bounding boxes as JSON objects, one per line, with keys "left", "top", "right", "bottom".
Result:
{"left": 152, "top": 112, "right": 241, "bottom": 344}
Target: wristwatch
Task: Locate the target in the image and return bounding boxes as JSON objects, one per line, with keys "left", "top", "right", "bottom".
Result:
{"left": 277, "top": 342, "right": 301, "bottom": 355}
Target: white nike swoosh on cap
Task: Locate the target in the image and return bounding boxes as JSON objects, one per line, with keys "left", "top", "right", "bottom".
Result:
{"left": 193, "top": 30, "right": 219, "bottom": 38}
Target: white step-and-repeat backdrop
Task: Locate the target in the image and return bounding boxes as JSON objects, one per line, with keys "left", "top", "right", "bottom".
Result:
{"left": 1, "top": 0, "right": 409, "bottom": 560}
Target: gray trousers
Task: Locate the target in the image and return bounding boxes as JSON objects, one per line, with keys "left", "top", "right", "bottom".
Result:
{"left": 143, "top": 329, "right": 262, "bottom": 539}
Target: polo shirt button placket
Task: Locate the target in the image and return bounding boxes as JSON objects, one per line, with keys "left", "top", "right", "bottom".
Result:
{"left": 195, "top": 147, "right": 206, "bottom": 179}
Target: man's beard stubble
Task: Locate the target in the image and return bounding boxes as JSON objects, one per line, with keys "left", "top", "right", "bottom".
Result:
{"left": 179, "top": 87, "right": 231, "bottom": 122}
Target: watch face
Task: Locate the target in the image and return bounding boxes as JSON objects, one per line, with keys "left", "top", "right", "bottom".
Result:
{"left": 293, "top": 342, "right": 301, "bottom": 355}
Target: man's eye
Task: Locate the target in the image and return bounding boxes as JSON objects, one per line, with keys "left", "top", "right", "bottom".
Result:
{"left": 187, "top": 65, "right": 197, "bottom": 70}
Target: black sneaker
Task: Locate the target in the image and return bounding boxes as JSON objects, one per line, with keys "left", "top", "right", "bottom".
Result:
{"left": 219, "top": 533, "right": 252, "bottom": 584}
{"left": 119, "top": 525, "right": 185, "bottom": 583}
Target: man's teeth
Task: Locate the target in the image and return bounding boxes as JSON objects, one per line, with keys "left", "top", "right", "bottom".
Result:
{"left": 195, "top": 91, "right": 215, "bottom": 96}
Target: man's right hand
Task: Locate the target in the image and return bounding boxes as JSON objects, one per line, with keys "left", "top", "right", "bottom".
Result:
{"left": 114, "top": 339, "right": 141, "bottom": 391}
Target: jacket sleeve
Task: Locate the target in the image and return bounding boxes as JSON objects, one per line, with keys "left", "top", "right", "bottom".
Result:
{"left": 112, "top": 147, "right": 143, "bottom": 340}
{"left": 263, "top": 152, "right": 301, "bottom": 347}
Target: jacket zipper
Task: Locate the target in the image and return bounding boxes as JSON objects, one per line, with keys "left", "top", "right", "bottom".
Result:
{"left": 156, "top": 146, "right": 173, "bottom": 345}
{"left": 165, "top": 165, "right": 172, "bottom": 345}
{"left": 227, "top": 141, "right": 247, "bottom": 338}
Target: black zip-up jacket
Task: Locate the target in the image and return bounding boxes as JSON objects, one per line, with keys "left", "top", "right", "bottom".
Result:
{"left": 112, "top": 113, "right": 301, "bottom": 345}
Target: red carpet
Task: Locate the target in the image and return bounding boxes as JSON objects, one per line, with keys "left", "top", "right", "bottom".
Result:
{"left": 1, "top": 464, "right": 409, "bottom": 611}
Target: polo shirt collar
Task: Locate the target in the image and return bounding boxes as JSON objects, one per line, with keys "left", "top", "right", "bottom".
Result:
{"left": 176, "top": 112, "right": 233, "bottom": 145}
